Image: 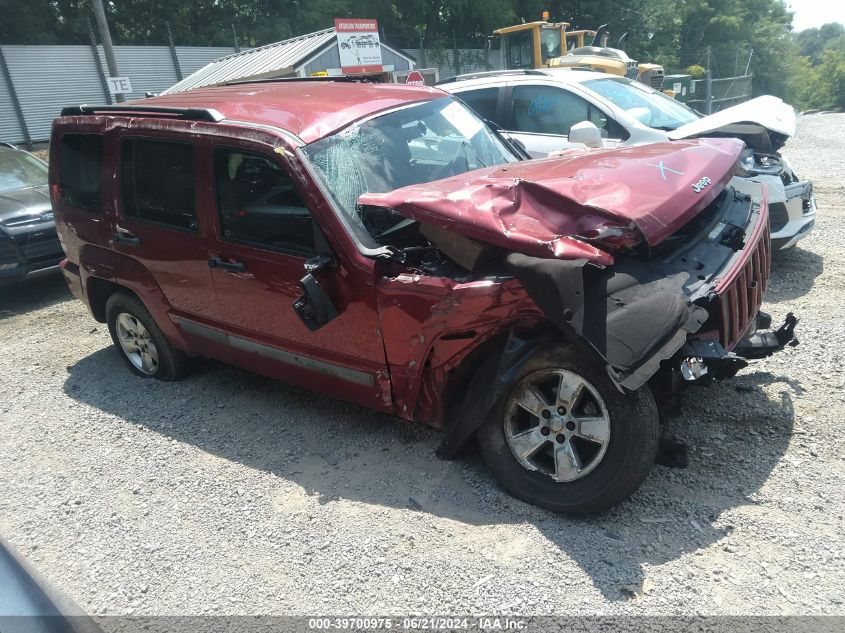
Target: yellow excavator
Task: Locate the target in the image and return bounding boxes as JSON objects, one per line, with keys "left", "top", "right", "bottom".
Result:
{"left": 491, "top": 15, "right": 665, "bottom": 89}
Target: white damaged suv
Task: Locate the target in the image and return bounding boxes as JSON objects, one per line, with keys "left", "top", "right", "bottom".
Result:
{"left": 439, "top": 69, "right": 816, "bottom": 250}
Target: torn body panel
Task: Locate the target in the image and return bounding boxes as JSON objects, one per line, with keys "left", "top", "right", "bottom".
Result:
{"left": 376, "top": 272, "right": 544, "bottom": 426}
{"left": 505, "top": 253, "right": 708, "bottom": 390}
{"left": 359, "top": 138, "right": 743, "bottom": 265}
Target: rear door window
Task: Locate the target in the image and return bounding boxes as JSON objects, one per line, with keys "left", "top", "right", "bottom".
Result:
{"left": 214, "top": 148, "right": 315, "bottom": 255}
{"left": 455, "top": 88, "right": 503, "bottom": 127}
{"left": 512, "top": 85, "right": 592, "bottom": 135}
{"left": 59, "top": 134, "right": 103, "bottom": 212}
{"left": 121, "top": 139, "right": 197, "bottom": 231}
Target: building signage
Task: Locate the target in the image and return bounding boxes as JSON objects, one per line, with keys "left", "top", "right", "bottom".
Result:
{"left": 107, "top": 76, "right": 133, "bottom": 95}
{"left": 334, "top": 19, "right": 383, "bottom": 74}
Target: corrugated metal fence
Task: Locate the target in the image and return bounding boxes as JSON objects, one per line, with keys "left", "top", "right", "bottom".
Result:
{"left": 0, "top": 44, "right": 235, "bottom": 145}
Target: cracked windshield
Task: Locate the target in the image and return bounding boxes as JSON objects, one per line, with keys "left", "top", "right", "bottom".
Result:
{"left": 304, "top": 97, "right": 517, "bottom": 243}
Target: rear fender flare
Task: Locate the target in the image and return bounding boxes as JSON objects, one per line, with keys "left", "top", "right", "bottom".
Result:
{"left": 78, "top": 244, "right": 189, "bottom": 351}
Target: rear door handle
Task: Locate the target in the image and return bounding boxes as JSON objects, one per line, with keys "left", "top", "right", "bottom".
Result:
{"left": 113, "top": 232, "right": 140, "bottom": 246}
{"left": 208, "top": 256, "right": 246, "bottom": 273}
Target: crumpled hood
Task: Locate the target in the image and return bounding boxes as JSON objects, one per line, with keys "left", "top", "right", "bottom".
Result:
{"left": 0, "top": 185, "right": 51, "bottom": 223}
{"left": 358, "top": 137, "right": 743, "bottom": 265}
{"left": 669, "top": 96, "right": 796, "bottom": 150}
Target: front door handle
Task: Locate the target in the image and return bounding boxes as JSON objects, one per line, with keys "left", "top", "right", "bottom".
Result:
{"left": 208, "top": 256, "right": 246, "bottom": 273}
{"left": 113, "top": 232, "right": 140, "bottom": 246}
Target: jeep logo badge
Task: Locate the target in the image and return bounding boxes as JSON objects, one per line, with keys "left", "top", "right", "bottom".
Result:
{"left": 692, "top": 176, "right": 712, "bottom": 193}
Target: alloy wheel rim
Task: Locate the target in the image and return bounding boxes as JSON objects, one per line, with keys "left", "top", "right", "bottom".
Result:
{"left": 115, "top": 312, "right": 159, "bottom": 375}
{"left": 504, "top": 368, "right": 611, "bottom": 482}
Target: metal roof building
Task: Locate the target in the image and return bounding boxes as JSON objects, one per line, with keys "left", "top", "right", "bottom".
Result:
{"left": 162, "top": 28, "right": 416, "bottom": 94}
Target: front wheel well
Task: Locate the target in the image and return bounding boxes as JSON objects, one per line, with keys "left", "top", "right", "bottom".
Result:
{"left": 440, "top": 330, "right": 511, "bottom": 424}
{"left": 437, "top": 326, "right": 612, "bottom": 458}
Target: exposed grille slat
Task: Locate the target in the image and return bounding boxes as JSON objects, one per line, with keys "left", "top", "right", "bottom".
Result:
{"left": 718, "top": 209, "right": 772, "bottom": 350}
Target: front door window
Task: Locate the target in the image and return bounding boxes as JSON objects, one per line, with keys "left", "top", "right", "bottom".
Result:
{"left": 215, "top": 148, "right": 316, "bottom": 255}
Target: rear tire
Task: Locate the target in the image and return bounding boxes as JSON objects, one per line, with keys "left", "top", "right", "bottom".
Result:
{"left": 477, "top": 345, "right": 659, "bottom": 514}
{"left": 105, "top": 292, "right": 188, "bottom": 381}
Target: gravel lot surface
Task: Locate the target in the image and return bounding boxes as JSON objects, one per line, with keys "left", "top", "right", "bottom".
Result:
{"left": 2, "top": 114, "right": 844, "bottom": 617}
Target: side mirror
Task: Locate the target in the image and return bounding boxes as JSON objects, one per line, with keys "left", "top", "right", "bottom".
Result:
{"left": 568, "top": 121, "right": 603, "bottom": 148}
{"left": 293, "top": 255, "right": 338, "bottom": 331}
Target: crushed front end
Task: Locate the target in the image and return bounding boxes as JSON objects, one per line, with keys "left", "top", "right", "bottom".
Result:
{"left": 359, "top": 137, "right": 798, "bottom": 417}
{"left": 505, "top": 182, "right": 799, "bottom": 395}
{"left": 646, "top": 182, "right": 799, "bottom": 412}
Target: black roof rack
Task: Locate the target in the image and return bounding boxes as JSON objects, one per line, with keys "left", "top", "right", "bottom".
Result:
{"left": 435, "top": 69, "right": 548, "bottom": 85}
{"left": 59, "top": 105, "right": 225, "bottom": 122}
{"left": 223, "top": 75, "right": 376, "bottom": 87}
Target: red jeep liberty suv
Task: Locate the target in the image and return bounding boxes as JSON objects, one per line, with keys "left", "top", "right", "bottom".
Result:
{"left": 50, "top": 80, "right": 797, "bottom": 513}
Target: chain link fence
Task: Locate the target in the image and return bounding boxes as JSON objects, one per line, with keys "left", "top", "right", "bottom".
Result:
{"left": 688, "top": 74, "right": 753, "bottom": 114}
{"left": 681, "top": 45, "right": 754, "bottom": 114}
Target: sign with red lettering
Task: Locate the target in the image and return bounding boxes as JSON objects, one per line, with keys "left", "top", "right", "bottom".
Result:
{"left": 335, "top": 19, "right": 383, "bottom": 74}
{"left": 405, "top": 70, "right": 425, "bottom": 86}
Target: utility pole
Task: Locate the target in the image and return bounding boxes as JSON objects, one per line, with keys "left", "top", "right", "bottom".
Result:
{"left": 231, "top": 23, "right": 240, "bottom": 53}
{"left": 705, "top": 46, "right": 713, "bottom": 115}
{"left": 91, "top": 0, "right": 124, "bottom": 102}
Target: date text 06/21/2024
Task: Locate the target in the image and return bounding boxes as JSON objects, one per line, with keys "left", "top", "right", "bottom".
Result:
{"left": 308, "top": 617, "right": 527, "bottom": 630}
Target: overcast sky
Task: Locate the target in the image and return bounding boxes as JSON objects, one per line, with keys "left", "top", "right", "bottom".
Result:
{"left": 786, "top": 0, "right": 845, "bottom": 32}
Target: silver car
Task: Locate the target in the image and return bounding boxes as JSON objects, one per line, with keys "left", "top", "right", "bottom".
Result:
{"left": 439, "top": 69, "right": 816, "bottom": 250}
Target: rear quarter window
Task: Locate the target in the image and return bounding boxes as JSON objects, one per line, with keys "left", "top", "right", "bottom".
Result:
{"left": 455, "top": 88, "right": 503, "bottom": 127}
{"left": 59, "top": 134, "right": 103, "bottom": 212}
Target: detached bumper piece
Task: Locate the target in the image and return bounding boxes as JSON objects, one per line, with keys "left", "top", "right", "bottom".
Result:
{"left": 679, "top": 312, "right": 798, "bottom": 382}
{"left": 734, "top": 312, "right": 799, "bottom": 359}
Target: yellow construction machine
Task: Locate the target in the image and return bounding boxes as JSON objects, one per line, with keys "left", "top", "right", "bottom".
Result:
{"left": 491, "top": 16, "right": 665, "bottom": 89}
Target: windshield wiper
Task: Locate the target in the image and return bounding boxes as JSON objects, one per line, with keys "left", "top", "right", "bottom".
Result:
{"left": 461, "top": 140, "right": 487, "bottom": 168}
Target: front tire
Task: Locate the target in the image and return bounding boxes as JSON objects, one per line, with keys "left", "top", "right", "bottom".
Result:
{"left": 477, "top": 345, "right": 659, "bottom": 514}
{"left": 105, "top": 292, "right": 188, "bottom": 381}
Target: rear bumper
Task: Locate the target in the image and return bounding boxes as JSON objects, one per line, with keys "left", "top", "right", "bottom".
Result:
{"left": 59, "top": 258, "right": 84, "bottom": 301}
